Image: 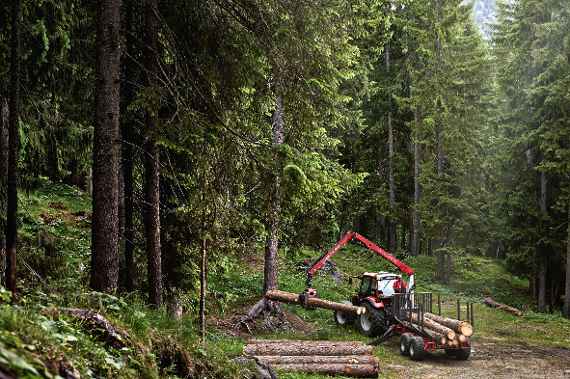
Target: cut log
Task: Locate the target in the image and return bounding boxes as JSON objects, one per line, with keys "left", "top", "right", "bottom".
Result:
{"left": 265, "top": 290, "right": 366, "bottom": 315}
{"left": 424, "top": 313, "right": 474, "bottom": 337}
{"left": 483, "top": 297, "right": 523, "bottom": 316}
{"left": 409, "top": 313, "right": 455, "bottom": 340}
{"left": 422, "top": 327, "right": 447, "bottom": 345}
{"left": 255, "top": 355, "right": 378, "bottom": 365}
{"left": 270, "top": 363, "right": 378, "bottom": 378}
{"left": 244, "top": 341, "right": 374, "bottom": 356}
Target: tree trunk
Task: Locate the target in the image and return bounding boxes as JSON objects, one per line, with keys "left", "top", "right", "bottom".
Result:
{"left": 268, "top": 363, "right": 378, "bottom": 378}
{"left": 121, "top": 0, "right": 137, "bottom": 292}
{"left": 265, "top": 290, "right": 366, "bottom": 315}
{"left": 564, "top": 202, "right": 570, "bottom": 318}
{"left": 410, "top": 108, "right": 421, "bottom": 257}
{"left": 537, "top": 171, "right": 548, "bottom": 312}
{"left": 42, "top": 114, "right": 59, "bottom": 181}
{"left": 386, "top": 44, "right": 396, "bottom": 253}
{"left": 199, "top": 237, "right": 207, "bottom": 342}
{"left": 264, "top": 95, "right": 284, "bottom": 293}
{"left": 143, "top": 0, "right": 162, "bottom": 307}
{"left": 6, "top": 0, "right": 21, "bottom": 296}
{"left": 424, "top": 313, "right": 473, "bottom": 336}
{"left": 91, "top": 0, "right": 122, "bottom": 293}
{"left": 244, "top": 341, "right": 373, "bottom": 356}
{"left": 0, "top": 97, "right": 8, "bottom": 285}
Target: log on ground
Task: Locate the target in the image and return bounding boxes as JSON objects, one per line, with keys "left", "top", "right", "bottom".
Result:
{"left": 409, "top": 313, "right": 456, "bottom": 340}
{"left": 483, "top": 297, "right": 523, "bottom": 316}
{"left": 424, "top": 313, "right": 473, "bottom": 337}
{"left": 265, "top": 290, "right": 366, "bottom": 315}
{"left": 270, "top": 363, "right": 378, "bottom": 378}
{"left": 244, "top": 341, "right": 374, "bottom": 356}
{"left": 255, "top": 355, "right": 378, "bottom": 365}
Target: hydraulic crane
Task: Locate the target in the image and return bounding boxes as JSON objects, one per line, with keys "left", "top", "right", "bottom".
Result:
{"left": 301, "top": 231, "right": 415, "bottom": 337}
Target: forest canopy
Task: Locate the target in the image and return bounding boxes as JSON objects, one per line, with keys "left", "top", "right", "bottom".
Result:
{"left": 0, "top": 0, "right": 568, "bottom": 328}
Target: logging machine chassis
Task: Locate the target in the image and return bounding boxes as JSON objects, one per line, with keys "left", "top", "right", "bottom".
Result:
{"left": 301, "top": 231, "right": 471, "bottom": 361}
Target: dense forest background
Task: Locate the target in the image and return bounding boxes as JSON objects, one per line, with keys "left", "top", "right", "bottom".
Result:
{"left": 0, "top": 0, "right": 568, "bottom": 332}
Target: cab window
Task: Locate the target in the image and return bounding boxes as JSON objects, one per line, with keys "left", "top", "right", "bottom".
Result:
{"left": 359, "top": 277, "right": 375, "bottom": 295}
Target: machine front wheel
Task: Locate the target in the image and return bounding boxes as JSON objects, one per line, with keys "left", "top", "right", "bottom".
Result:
{"left": 356, "top": 303, "right": 386, "bottom": 337}
{"left": 334, "top": 301, "right": 356, "bottom": 326}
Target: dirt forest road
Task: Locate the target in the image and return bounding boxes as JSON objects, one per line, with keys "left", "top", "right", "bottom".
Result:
{"left": 384, "top": 338, "right": 570, "bottom": 378}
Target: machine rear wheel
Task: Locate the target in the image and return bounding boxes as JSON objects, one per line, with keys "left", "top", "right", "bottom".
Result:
{"left": 356, "top": 303, "right": 386, "bottom": 337}
{"left": 399, "top": 334, "right": 413, "bottom": 356}
{"left": 454, "top": 348, "right": 471, "bottom": 361}
{"left": 334, "top": 301, "right": 356, "bottom": 326}
{"left": 408, "top": 336, "right": 426, "bottom": 361}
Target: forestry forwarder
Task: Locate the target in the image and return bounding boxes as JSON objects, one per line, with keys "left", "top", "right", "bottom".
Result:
{"left": 300, "top": 231, "right": 471, "bottom": 361}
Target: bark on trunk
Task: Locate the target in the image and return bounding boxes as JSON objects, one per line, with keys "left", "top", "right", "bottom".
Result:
{"left": 264, "top": 95, "right": 284, "bottom": 293}
{"left": 199, "top": 237, "right": 207, "bottom": 342}
{"left": 564, "top": 203, "right": 570, "bottom": 318}
{"left": 409, "top": 313, "right": 455, "bottom": 340}
{"left": 265, "top": 290, "right": 366, "bottom": 315}
{"left": 268, "top": 363, "right": 378, "bottom": 378}
{"left": 90, "top": 0, "right": 122, "bottom": 293}
{"left": 255, "top": 355, "right": 378, "bottom": 365}
{"left": 410, "top": 108, "right": 421, "bottom": 257}
{"left": 483, "top": 297, "right": 523, "bottom": 316}
{"left": 424, "top": 313, "right": 473, "bottom": 336}
{"left": 121, "top": 0, "right": 137, "bottom": 292}
{"left": 386, "top": 44, "right": 396, "bottom": 253}
{"left": 6, "top": 0, "right": 21, "bottom": 295}
{"left": 143, "top": 0, "right": 162, "bottom": 307}
{"left": 0, "top": 97, "right": 8, "bottom": 284}
{"left": 244, "top": 341, "right": 373, "bottom": 356}
{"left": 537, "top": 171, "right": 548, "bottom": 312}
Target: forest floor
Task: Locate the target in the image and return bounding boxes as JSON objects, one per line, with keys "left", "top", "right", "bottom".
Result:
{"left": 2, "top": 181, "right": 570, "bottom": 378}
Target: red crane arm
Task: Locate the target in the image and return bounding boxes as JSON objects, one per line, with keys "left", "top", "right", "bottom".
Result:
{"left": 306, "top": 231, "right": 414, "bottom": 281}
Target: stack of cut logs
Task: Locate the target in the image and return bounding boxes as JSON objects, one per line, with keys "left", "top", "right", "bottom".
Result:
{"left": 244, "top": 340, "right": 379, "bottom": 378}
{"left": 409, "top": 313, "right": 473, "bottom": 347}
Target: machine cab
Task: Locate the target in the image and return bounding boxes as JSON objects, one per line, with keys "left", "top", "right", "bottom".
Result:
{"left": 358, "top": 272, "right": 406, "bottom": 299}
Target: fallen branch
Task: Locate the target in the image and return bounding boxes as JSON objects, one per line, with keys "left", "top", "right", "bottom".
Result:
{"left": 60, "top": 308, "right": 130, "bottom": 349}
{"left": 483, "top": 297, "right": 523, "bottom": 316}
{"left": 265, "top": 290, "right": 366, "bottom": 315}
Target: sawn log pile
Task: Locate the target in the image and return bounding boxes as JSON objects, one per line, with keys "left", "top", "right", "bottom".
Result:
{"left": 408, "top": 312, "right": 474, "bottom": 347}
{"left": 244, "top": 340, "right": 379, "bottom": 378}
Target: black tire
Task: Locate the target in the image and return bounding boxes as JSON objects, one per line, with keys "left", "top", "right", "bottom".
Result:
{"left": 445, "top": 349, "right": 457, "bottom": 357}
{"left": 408, "top": 336, "right": 426, "bottom": 361}
{"left": 334, "top": 301, "right": 356, "bottom": 326}
{"left": 356, "top": 303, "right": 387, "bottom": 337}
{"left": 399, "top": 334, "right": 413, "bottom": 356}
{"left": 454, "top": 348, "right": 471, "bottom": 361}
